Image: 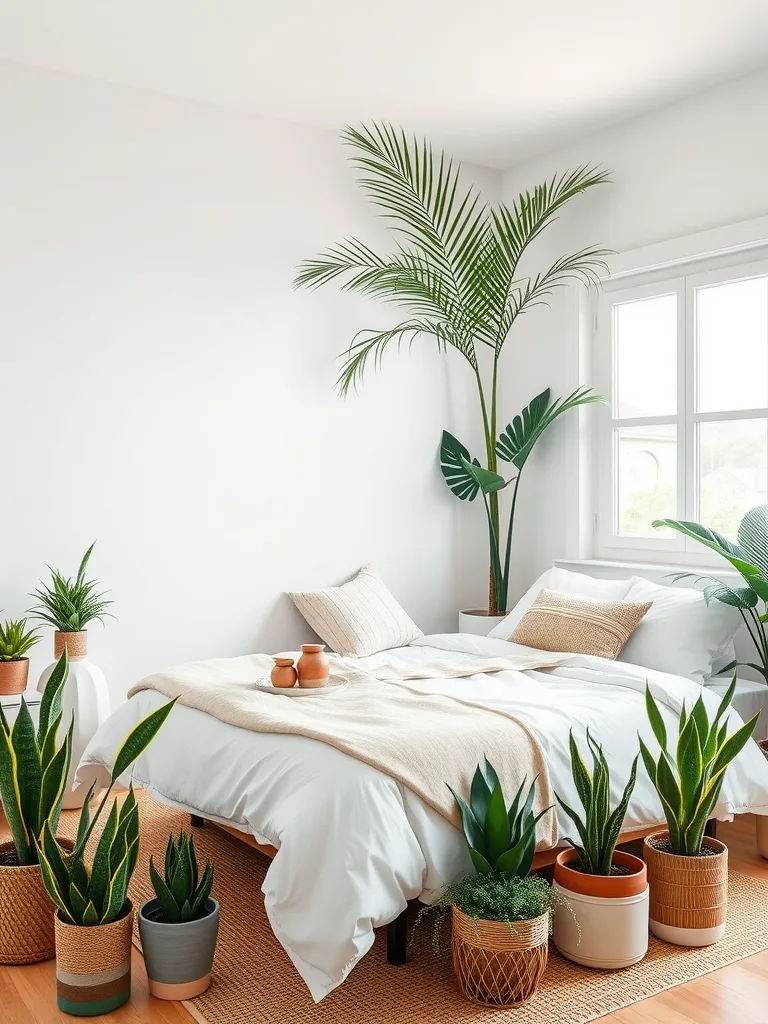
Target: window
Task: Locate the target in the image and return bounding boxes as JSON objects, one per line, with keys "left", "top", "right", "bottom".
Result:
{"left": 595, "top": 257, "right": 768, "bottom": 561}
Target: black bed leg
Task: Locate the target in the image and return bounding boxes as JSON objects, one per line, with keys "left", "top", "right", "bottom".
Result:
{"left": 190, "top": 814, "right": 205, "bottom": 828}
{"left": 387, "top": 909, "right": 407, "bottom": 966}
{"left": 704, "top": 819, "right": 717, "bottom": 840}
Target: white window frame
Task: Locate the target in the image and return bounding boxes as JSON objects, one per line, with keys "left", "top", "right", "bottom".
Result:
{"left": 593, "top": 252, "right": 768, "bottom": 565}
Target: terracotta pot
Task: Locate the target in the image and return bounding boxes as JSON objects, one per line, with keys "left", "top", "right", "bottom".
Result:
{"left": 270, "top": 657, "right": 297, "bottom": 688}
{"left": 297, "top": 644, "right": 329, "bottom": 688}
{"left": 450, "top": 906, "right": 548, "bottom": 1006}
{"left": 55, "top": 902, "right": 134, "bottom": 1016}
{"left": 0, "top": 658, "right": 29, "bottom": 696}
{"left": 458, "top": 610, "right": 506, "bottom": 636}
{"left": 552, "top": 848, "right": 649, "bottom": 968}
{"left": 139, "top": 898, "right": 219, "bottom": 1000}
{"left": 54, "top": 630, "right": 88, "bottom": 659}
{"left": 644, "top": 831, "right": 728, "bottom": 946}
{"left": 0, "top": 838, "right": 74, "bottom": 965}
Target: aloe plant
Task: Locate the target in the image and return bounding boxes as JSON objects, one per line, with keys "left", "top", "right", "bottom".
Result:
{"left": 0, "top": 617, "right": 41, "bottom": 661}
{"left": 0, "top": 650, "right": 72, "bottom": 865}
{"left": 149, "top": 832, "right": 214, "bottom": 923}
{"left": 448, "top": 759, "right": 550, "bottom": 879}
{"left": 555, "top": 730, "right": 638, "bottom": 875}
{"left": 37, "top": 698, "right": 176, "bottom": 925}
{"left": 29, "top": 541, "right": 114, "bottom": 632}
{"left": 639, "top": 677, "right": 759, "bottom": 855}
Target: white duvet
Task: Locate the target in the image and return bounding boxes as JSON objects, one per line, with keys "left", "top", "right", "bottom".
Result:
{"left": 77, "top": 634, "right": 768, "bottom": 1002}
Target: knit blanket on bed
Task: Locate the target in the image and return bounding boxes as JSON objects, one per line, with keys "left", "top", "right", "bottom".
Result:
{"left": 128, "top": 650, "right": 571, "bottom": 847}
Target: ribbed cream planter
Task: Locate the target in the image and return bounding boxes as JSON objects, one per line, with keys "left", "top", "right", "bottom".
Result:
{"left": 54, "top": 903, "right": 134, "bottom": 1016}
{"left": 458, "top": 610, "right": 506, "bottom": 636}
{"left": 0, "top": 839, "right": 74, "bottom": 964}
{"left": 139, "top": 898, "right": 219, "bottom": 1000}
{"left": 451, "top": 906, "right": 548, "bottom": 1006}
{"left": 645, "top": 831, "right": 728, "bottom": 946}
{"left": 37, "top": 631, "right": 111, "bottom": 809}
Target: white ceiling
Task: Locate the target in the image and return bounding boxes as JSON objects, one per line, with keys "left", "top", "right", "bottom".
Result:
{"left": 2, "top": 0, "right": 768, "bottom": 168}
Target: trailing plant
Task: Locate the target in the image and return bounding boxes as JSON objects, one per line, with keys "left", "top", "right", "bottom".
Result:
{"left": 295, "top": 123, "right": 611, "bottom": 614}
{"left": 448, "top": 758, "right": 550, "bottom": 879}
{"left": 29, "top": 541, "right": 114, "bottom": 632}
{"left": 0, "top": 616, "right": 41, "bottom": 661}
{"left": 37, "top": 698, "right": 176, "bottom": 925}
{"left": 639, "top": 676, "right": 759, "bottom": 856}
{"left": 0, "top": 650, "right": 72, "bottom": 865}
{"left": 149, "top": 831, "right": 214, "bottom": 923}
{"left": 555, "top": 729, "right": 638, "bottom": 875}
{"left": 654, "top": 505, "right": 768, "bottom": 683}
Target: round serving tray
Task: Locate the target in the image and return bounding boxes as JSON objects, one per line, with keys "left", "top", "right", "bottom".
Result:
{"left": 253, "top": 678, "right": 347, "bottom": 697}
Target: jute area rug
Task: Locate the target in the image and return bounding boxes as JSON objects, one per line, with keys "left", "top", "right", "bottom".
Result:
{"left": 61, "top": 793, "right": 768, "bottom": 1024}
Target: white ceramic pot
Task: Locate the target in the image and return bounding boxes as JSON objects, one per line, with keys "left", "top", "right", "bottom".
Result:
{"left": 458, "top": 610, "right": 506, "bottom": 636}
{"left": 757, "top": 814, "right": 768, "bottom": 860}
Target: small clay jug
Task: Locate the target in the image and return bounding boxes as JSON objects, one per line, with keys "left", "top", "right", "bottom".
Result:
{"left": 297, "top": 644, "right": 329, "bottom": 688}
{"left": 271, "top": 657, "right": 297, "bottom": 688}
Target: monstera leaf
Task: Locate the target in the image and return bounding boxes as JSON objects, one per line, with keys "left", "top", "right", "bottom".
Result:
{"left": 439, "top": 431, "right": 506, "bottom": 500}
{"left": 496, "top": 386, "right": 605, "bottom": 470}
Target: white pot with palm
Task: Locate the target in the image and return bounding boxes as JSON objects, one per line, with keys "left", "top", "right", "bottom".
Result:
{"left": 31, "top": 543, "right": 114, "bottom": 809}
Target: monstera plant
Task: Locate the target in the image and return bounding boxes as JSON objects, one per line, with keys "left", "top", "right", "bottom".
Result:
{"left": 295, "top": 122, "right": 611, "bottom": 615}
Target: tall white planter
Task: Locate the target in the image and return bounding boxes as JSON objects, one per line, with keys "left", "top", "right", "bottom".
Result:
{"left": 37, "top": 631, "right": 110, "bottom": 809}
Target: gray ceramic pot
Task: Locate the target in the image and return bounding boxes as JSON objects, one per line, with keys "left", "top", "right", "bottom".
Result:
{"left": 138, "top": 898, "right": 219, "bottom": 1000}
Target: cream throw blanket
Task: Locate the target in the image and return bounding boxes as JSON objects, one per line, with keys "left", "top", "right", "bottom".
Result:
{"left": 129, "top": 650, "right": 572, "bottom": 847}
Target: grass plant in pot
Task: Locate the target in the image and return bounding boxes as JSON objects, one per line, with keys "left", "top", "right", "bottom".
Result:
{"left": 640, "top": 678, "right": 758, "bottom": 947}
{"left": 0, "top": 650, "right": 72, "bottom": 964}
{"left": 37, "top": 698, "right": 176, "bottom": 1016}
{"left": 0, "top": 616, "right": 41, "bottom": 696}
{"left": 553, "top": 730, "right": 648, "bottom": 968}
{"left": 139, "top": 831, "right": 218, "bottom": 999}
{"left": 427, "top": 761, "right": 561, "bottom": 1006}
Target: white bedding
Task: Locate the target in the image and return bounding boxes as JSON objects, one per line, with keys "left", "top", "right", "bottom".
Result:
{"left": 77, "top": 633, "right": 768, "bottom": 1002}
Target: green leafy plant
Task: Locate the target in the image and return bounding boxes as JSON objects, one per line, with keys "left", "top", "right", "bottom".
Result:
{"left": 0, "top": 650, "right": 72, "bottom": 865}
{"left": 555, "top": 729, "right": 638, "bottom": 875}
{"left": 654, "top": 505, "right": 768, "bottom": 683}
{"left": 639, "top": 677, "right": 759, "bottom": 856}
{"left": 0, "top": 617, "right": 41, "bottom": 661}
{"left": 149, "top": 832, "right": 214, "bottom": 923}
{"left": 448, "top": 758, "right": 550, "bottom": 879}
{"left": 29, "top": 541, "right": 114, "bottom": 632}
{"left": 37, "top": 698, "right": 176, "bottom": 925}
{"left": 295, "top": 123, "right": 611, "bottom": 615}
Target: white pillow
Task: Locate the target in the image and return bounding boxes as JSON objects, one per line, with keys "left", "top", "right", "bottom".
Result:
{"left": 617, "top": 577, "right": 742, "bottom": 683}
{"left": 287, "top": 564, "right": 423, "bottom": 657}
{"left": 488, "top": 567, "right": 636, "bottom": 640}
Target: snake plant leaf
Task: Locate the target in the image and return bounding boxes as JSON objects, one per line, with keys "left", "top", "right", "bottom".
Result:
{"left": 190, "top": 861, "right": 214, "bottom": 918}
{"left": 170, "top": 836, "right": 194, "bottom": 909}
{"left": 469, "top": 768, "right": 492, "bottom": 836}
{"left": 89, "top": 799, "right": 119, "bottom": 916}
{"left": 37, "top": 649, "right": 68, "bottom": 746}
{"left": 439, "top": 432, "right": 481, "bottom": 501}
{"left": 41, "top": 817, "right": 70, "bottom": 900}
{"left": 514, "top": 776, "right": 538, "bottom": 837}
{"left": 188, "top": 831, "right": 199, "bottom": 892}
{"left": 75, "top": 781, "right": 96, "bottom": 851}
{"left": 567, "top": 730, "right": 592, "bottom": 811}
{"left": 101, "top": 837, "right": 137, "bottom": 924}
{"left": 40, "top": 711, "right": 63, "bottom": 775}
{"left": 485, "top": 783, "right": 511, "bottom": 867}
{"left": 676, "top": 715, "right": 703, "bottom": 811}
{"left": 652, "top": 519, "right": 760, "bottom": 577}
{"left": 447, "top": 785, "right": 487, "bottom": 858}
{"left": 82, "top": 900, "right": 100, "bottom": 926}
{"left": 494, "top": 806, "right": 549, "bottom": 878}
{"left": 36, "top": 831, "right": 76, "bottom": 923}
{"left": 711, "top": 711, "right": 762, "bottom": 778}
{"left": 459, "top": 456, "right": 508, "bottom": 496}
{"left": 69, "top": 881, "right": 88, "bottom": 923}
{"left": 180, "top": 899, "right": 194, "bottom": 923}
{"left": 482, "top": 757, "right": 501, "bottom": 796}
{"left": 644, "top": 685, "right": 668, "bottom": 752}
{"left": 11, "top": 701, "right": 42, "bottom": 841}
{"left": 0, "top": 710, "right": 31, "bottom": 863}
{"left": 150, "top": 855, "right": 181, "bottom": 921}
{"left": 38, "top": 718, "right": 73, "bottom": 837}
{"left": 602, "top": 755, "right": 639, "bottom": 872}
{"left": 468, "top": 847, "right": 494, "bottom": 875}
{"left": 69, "top": 851, "right": 91, "bottom": 900}
{"left": 638, "top": 736, "right": 658, "bottom": 786}
{"left": 111, "top": 698, "right": 178, "bottom": 782}
{"left": 506, "top": 776, "right": 526, "bottom": 834}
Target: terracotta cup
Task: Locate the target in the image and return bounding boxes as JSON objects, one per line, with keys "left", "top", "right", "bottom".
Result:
{"left": 297, "top": 644, "right": 329, "bottom": 688}
{"left": 271, "top": 657, "right": 297, "bottom": 688}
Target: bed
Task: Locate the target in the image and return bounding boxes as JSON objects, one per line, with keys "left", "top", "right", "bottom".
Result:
{"left": 77, "top": 631, "right": 768, "bottom": 1003}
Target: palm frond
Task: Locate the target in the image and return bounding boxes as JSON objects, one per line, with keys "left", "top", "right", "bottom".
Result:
{"left": 336, "top": 319, "right": 457, "bottom": 396}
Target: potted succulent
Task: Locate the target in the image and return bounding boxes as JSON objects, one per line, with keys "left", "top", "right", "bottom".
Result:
{"left": 0, "top": 650, "right": 72, "bottom": 964}
{"left": 425, "top": 761, "right": 560, "bottom": 1006}
{"left": 640, "top": 677, "right": 759, "bottom": 946}
{"left": 37, "top": 698, "right": 176, "bottom": 1015}
{"left": 552, "top": 730, "right": 648, "bottom": 968}
{"left": 139, "top": 831, "right": 218, "bottom": 999}
{"left": 0, "top": 616, "right": 41, "bottom": 695}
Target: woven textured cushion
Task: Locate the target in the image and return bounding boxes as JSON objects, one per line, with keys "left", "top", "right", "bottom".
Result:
{"left": 510, "top": 589, "right": 652, "bottom": 659}
{"left": 287, "top": 564, "right": 423, "bottom": 657}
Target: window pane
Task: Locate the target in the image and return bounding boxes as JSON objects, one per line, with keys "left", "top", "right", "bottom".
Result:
{"left": 616, "top": 424, "right": 677, "bottom": 536}
{"left": 614, "top": 294, "right": 677, "bottom": 418}
{"left": 699, "top": 418, "right": 768, "bottom": 538}
{"left": 696, "top": 276, "right": 768, "bottom": 413}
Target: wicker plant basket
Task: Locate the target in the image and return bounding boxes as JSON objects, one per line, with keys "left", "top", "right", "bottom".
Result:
{"left": 54, "top": 901, "right": 134, "bottom": 1016}
{"left": 451, "top": 906, "right": 549, "bottom": 1006}
{"left": 0, "top": 838, "right": 73, "bottom": 965}
{"left": 644, "top": 831, "right": 728, "bottom": 946}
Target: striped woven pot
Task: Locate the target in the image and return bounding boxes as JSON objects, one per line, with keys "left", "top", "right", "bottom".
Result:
{"left": 645, "top": 831, "right": 728, "bottom": 946}
{"left": 54, "top": 902, "right": 134, "bottom": 1016}
{"left": 0, "top": 838, "right": 73, "bottom": 965}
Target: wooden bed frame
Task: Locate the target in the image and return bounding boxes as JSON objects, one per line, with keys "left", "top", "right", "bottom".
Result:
{"left": 189, "top": 813, "right": 718, "bottom": 966}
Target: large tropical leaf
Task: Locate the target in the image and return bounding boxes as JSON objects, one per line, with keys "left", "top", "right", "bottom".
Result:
{"left": 652, "top": 519, "right": 760, "bottom": 578}
{"left": 439, "top": 431, "right": 481, "bottom": 500}
{"left": 496, "top": 387, "right": 605, "bottom": 470}
{"left": 737, "top": 506, "right": 768, "bottom": 577}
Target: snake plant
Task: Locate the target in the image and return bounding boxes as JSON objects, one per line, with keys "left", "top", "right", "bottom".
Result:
{"left": 0, "top": 650, "right": 72, "bottom": 865}
{"left": 0, "top": 617, "right": 41, "bottom": 661}
{"left": 555, "top": 729, "right": 638, "bottom": 875}
{"left": 448, "top": 758, "right": 549, "bottom": 878}
{"left": 639, "top": 677, "right": 759, "bottom": 855}
{"left": 29, "top": 541, "right": 114, "bottom": 632}
{"left": 37, "top": 698, "right": 177, "bottom": 925}
{"left": 149, "top": 832, "right": 214, "bottom": 923}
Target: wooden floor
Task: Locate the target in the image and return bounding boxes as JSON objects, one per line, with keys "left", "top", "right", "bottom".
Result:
{"left": 1, "top": 814, "right": 767, "bottom": 1022}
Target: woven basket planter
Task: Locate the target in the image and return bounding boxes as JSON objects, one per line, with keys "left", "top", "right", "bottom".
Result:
{"left": 644, "top": 831, "right": 728, "bottom": 946}
{"left": 451, "top": 906, "right": 548, "bottom": 1006}
{"left": 54, "top": 902, "right": 134, "bottom": 1016}
{"left": 0, "top": 838, "right": 74, "bottom": 965}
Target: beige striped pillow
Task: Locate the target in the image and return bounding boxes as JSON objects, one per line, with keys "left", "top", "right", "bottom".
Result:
{"left": 287, "top": 564, "right": 423, "bottom": 657}
{"left": 510, "top": 589, "right": 651, "bottom": 660}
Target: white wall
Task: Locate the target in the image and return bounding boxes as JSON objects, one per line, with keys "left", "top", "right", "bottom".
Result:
{"left": 0, "top": 60, "right": 499, "bottom": 700}
{"left": 495, "top": 66, "right": 768, "bottom": 606}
